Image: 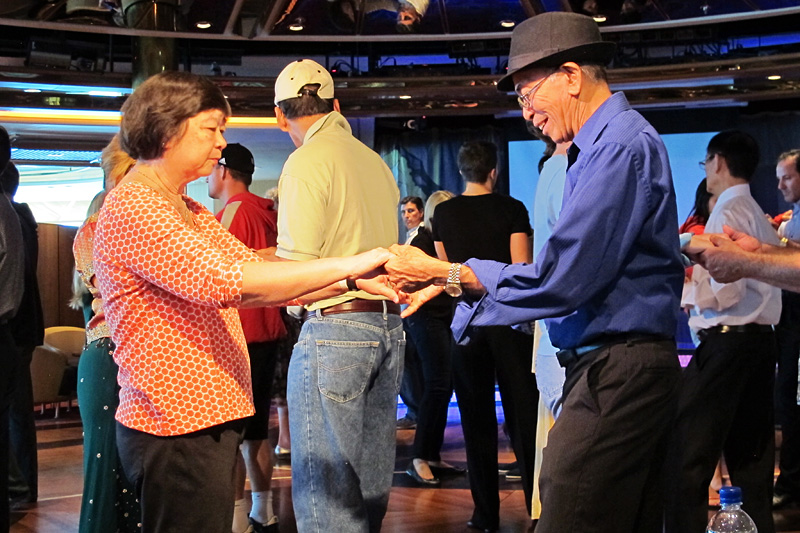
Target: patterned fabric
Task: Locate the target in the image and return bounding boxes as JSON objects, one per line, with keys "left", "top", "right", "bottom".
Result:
{"left": 73, "top": 212, "right": 110, "bottom": 342}
{"left": 94, "top": 181, "right": 256, "bottom": 436}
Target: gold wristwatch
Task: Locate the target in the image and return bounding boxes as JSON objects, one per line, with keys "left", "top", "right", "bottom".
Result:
{"left": 444, "top": 262, "right": 463, "bottom": 297}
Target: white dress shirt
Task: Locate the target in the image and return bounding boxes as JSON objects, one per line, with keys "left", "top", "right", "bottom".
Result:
{"left": 685, "top": 183, "right": 782, "bottom": 330}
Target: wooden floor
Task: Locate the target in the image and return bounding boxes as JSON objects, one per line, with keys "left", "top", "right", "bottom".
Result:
{"left": 10, "top": 402, "right": 800, "bottom": 532}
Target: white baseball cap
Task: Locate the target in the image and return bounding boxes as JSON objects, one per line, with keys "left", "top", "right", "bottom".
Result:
{"left": 274, "top": 59, "right": 335, "bottom": 105}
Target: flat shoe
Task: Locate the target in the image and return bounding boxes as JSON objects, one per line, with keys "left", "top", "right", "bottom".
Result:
{"left": 274, "top": 445, "right": 291, "bottom": 461}
{"left": 430, "top": 463, "right": 466, "bottom": 475}
{"left": 406, "top": 461, "right": 440, "bottom": 486}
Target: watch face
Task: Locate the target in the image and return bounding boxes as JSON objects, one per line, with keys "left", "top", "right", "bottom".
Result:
{"left": 445, "top": 284, "right": 463, "bottom": 297}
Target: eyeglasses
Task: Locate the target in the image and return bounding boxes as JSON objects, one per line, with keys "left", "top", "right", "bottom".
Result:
{"left": 517, "top": 72, "right": 555, "bottom": 109}
{"left": 698, "top": 154, "right": 715, "bottom": 169}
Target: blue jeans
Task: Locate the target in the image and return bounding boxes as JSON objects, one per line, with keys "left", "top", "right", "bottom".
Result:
{"left": 288, "top": 307, "right": 405, "bottom": 533}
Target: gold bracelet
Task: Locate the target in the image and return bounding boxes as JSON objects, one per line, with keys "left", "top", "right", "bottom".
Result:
{"left": 780, "top": 237, "right": 789, "bottom": 248}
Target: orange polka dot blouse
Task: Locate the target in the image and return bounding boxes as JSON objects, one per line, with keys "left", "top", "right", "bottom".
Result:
{"left": 94, "top": 182, "right": 256, "bottom": 436}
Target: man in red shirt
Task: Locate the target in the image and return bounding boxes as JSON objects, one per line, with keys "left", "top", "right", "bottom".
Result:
{"left": 207, "top": 143, "right": 286, "bottom": 533}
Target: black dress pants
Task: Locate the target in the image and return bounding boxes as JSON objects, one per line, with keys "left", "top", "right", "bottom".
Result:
{"left": 537, "top": 338, "right": 680, "bottom": 533}
{"left": 9, "top": 343, "right": 37, "bottom": 501}
{"left": 452, "top": 325, "right": 537, "bottom": 530}
{"left": 665, "top": 329, "right": 777, "bottom": 533}
{"left": 775, "top": 291, "right": 800, "bottom": 499}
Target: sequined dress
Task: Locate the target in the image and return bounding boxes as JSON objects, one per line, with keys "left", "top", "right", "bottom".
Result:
{"left": 73, "top": 211, "right": 141, "bottom": 533}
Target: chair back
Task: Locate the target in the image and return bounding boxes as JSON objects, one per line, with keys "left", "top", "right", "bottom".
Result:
{"left": 30, "top": 345, "right": 68, "bottom": 405}
{"left": 44, "top": 326, "right": 86, "bottom": 356}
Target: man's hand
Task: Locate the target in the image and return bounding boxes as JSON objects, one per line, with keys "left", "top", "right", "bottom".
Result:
{"left": 699, "top": 234, "right": 756, "bottom": 283}
{"left": 385, "top": 244, "right": 449, "bottom": 292}
{"left": 683, "top": 233, "right": 718, "bottom": 260}
{"left": 356, "top": 275, "right": 399, "bottom": 303}
{"left": 722, "top": 225, "right": 763, "bottom": 253}
{"left": 398, "top": 285, "right": 444, "bottom": 318}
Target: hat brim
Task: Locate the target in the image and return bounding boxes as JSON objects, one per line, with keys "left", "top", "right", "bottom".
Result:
{"left": 496, "top": 41, "right": 616, "bottom": 92}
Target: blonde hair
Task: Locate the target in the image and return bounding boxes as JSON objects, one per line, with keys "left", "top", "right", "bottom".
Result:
{"left": 100, "top": 134, "right": 135, "bottom": 191}
{"left": 424, "top": 190, "right": 455, "bottom": 230}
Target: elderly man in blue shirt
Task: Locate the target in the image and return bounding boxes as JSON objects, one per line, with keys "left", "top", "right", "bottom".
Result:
{"left": 387, "top": 12, "right": 683, "bottom": 533}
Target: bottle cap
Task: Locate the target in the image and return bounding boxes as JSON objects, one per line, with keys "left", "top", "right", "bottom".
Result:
{"left": 719, "top": 486, "right": 743, "bottom": 505}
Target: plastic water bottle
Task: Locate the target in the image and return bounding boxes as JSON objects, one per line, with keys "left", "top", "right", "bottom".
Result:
{"left": 705, "top": 486, "right": 757, "bottom": 533}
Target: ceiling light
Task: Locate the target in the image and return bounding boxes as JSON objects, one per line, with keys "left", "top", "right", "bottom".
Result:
{"left": 398, "top": 95, "right": 411, "bottom": 100}
{"left": 593, "top": 15, "right": 607, "bottom": 23}
{"left": 767, "top": 75, "right": 782, "bottom": 80}
{"left": 195, "top": 21, "right": 212, "bottom": 29}
{"left": 500, "top": 20, "right": 515, "bottom": 28}
{"left": 0, "top": 108, "right": 278, "bottom": 128}
{"left": 289, "top": 18, "right": 305, "bottom": 32}
{"left": 23, "top": 89, "right": 41, "bottom": 93}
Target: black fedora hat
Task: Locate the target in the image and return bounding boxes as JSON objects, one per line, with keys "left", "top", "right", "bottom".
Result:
{"left": 497, "top": 12, "right": 616, "bottom": 92}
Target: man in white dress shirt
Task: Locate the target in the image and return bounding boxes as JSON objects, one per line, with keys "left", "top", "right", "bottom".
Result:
{"left": 666, "top": 130, "right": 781, "bottom": 533}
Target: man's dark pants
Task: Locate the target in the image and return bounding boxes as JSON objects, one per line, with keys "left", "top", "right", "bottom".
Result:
{"left": 665, "top": 329, "right": 776, "bottom": 533}
{"left": 537, "top": 338, "right": 680, "bottom": 533}
{"left": 775, "top": 291, "right": 800, "bottom": 501}
{"left": 1, "top": 324, "right": 22, "bottom": 531}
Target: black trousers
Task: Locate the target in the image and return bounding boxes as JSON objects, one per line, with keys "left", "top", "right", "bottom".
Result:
{"left": 116, "top": 420, "right": 244, "bottom": 533}
{"left": 452, "top": 325, "right": 537, "bottom": 530}
{"left": 665, "top": 329, "right": 777, "bottom": 533}
{"left": 537, "top": 338, "right": 680, "bottom": 533}
{"left": 0, "top": 325, "right": 22, "bottom": 532}
{"left": 404, "top": 305, "right": 453, "bottom": 461}
{"left": 775, "top": 291, "right": 800, "bottom": 498}
{"left": 9, "top": 343, "right": 37, "bottom": 500}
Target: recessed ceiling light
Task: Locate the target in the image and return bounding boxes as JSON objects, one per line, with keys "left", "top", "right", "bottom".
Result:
{"left": 399, "top": 95, "right": 411, "bottom": 99}
{"left": 500, "top": 20, "right": 515, "bottom": 28}
{"left": 767, "top": 75, "right": 782, "bottom": 81}
{"left": 195, "top": 21, "right": 212, "bottom": 29}
{"left": 289, "top": 18, "right": 305, "bottom": 31}
{"left": 23, "top": 88, "right": 41, "bottom": 93}
{"left": 593, "top": 15, "right": 607, "bottom": 23}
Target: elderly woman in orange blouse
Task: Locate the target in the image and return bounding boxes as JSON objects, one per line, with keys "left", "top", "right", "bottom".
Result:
{"left": 93, "top": 71, "right": 396, "bottom": 533}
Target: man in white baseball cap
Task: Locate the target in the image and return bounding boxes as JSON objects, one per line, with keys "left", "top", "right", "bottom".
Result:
{"left": 272, "top": 59, "right": 403, "bottom": 533}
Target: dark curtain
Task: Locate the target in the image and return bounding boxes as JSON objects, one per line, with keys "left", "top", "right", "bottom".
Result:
{"left": 376, "top": 125, "right": 510, "bottom": 201}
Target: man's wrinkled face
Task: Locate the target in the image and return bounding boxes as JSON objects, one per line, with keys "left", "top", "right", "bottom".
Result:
{"left": 401, "top": 202, "right": 423, "bottom": 230}
{"left": 513, "top": 67, "right": 571, "bottom": 144}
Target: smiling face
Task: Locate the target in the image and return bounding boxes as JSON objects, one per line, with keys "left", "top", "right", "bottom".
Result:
{"left": 777, "top": 155, "right": 800, "bottom": 204}
{"left": 513, "top": 66, "right": 573, "bottom": 144}
{"left": 165, "top": 108, "right": 228, "bottom": 182}
{"left": 401, "top": 201, "right": 423, "bottom": 230}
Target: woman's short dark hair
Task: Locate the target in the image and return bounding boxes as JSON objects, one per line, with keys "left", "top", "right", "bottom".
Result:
{"left": 458, "top": 141, "right": 497, "bottom": 183}
{"left": 120, "top": 71, "right": 231, "bottom": 161}
{"left": 277, "top": 84, "right": 335, "bottom": 120}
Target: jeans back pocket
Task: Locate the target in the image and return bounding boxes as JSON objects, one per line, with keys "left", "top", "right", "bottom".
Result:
{"left": 317, "top": 340, "right": 380, "bottom": 403}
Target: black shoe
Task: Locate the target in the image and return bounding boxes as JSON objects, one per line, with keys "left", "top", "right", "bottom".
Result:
{"left": 429, "top": 462, "right": 466, "bottom": 476}
{"left": 773, "top": 491, "right": 797, "bottom": 509}
{"left": 467, "top": 520, "right": 497, "bottom": 532}
{"left": 498, "top": 461, "right": 517, "bottom": 475}
{"left": 505, "top": 467, "right": 521, "bottom": 481}
{"left": 406, "top": 461, "right": 440, "bottom": 486}
{"left": 396, "top": 416, "right": 417, "bottom": 430}
{"left": 246, "top": 517, "right": 279, "bottom": 533}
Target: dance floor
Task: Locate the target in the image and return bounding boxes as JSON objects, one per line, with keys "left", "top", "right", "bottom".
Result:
{"left": 10, "top": 401, "right": 800, "bottom": 532}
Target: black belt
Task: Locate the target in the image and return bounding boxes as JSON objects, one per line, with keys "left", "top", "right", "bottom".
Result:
{"left": 556, "top": 333, "right": 670, "bottom": 369}
{"left": 697, "top": 323, "right": 774, "bottom": 343}
{"left": 303, "top": 300, "right": 401, "bottom": 322}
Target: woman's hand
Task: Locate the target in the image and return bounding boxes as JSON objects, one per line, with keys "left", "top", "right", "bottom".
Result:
{"left": 356, "top": 275, "right": 400, "bottom": 303}
{"left": 345, "top": 247, "right": 395, "bottom": 280}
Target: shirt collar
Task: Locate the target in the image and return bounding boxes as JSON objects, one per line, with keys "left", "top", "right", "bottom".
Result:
{"left": 303, "top": 111, "right": 352, "bottom": 144}
{"left": 572, "top": 92, "right": 631, "bottom": 154}
{"left": 715, "top": 183, "right": 752, "bottom": 206}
